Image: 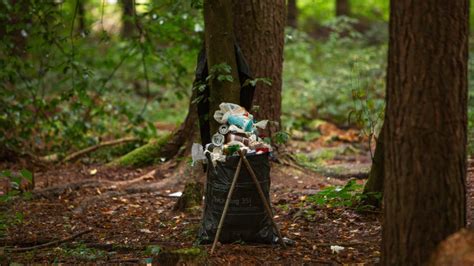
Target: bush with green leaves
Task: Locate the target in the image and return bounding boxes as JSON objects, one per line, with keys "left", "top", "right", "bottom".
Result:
{"left": 0, "top": 169, "right": 33, "bottom": 202}
{"left": 0, "top": 1, "right": 202, "bottom": 158}
{"left": 282, "top": 17, "right": 386, "bottom": 134}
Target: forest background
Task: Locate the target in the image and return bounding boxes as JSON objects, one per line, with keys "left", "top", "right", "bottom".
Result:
{"left": 5, "top": 0, "right": 470, "bottom": 163}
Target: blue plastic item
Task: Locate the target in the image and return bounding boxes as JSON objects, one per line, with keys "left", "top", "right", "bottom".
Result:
{"left": 227, "top": 115, "right": 254, "bottom": 132}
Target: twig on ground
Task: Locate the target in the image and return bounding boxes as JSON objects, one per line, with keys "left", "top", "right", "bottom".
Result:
{"left": 314, "top": 241, "right": 372, "bottom": 247}
{"left": 33, "top": 179, "right": 114, "bottom": 198}
{"left": 114, "top": 169, "right": 157, "bottom": 188}
{"left": 6, "top": 229, "right": 92, "bottom": 252}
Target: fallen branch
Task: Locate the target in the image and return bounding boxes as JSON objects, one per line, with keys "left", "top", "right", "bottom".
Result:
{"left": 6, "top": 229, "right": 92, "bottom": 252}
{"left": 114, "top": 169, "right": 157, "bottom": 188}
{"left": 63, "top": 137, "right": 140, "bottom": 162}
{"left": 37, "top": 137, "right": 140, "bottom": 163}
{"left": 32, "top": 179, "right": 115, "bottom": 199}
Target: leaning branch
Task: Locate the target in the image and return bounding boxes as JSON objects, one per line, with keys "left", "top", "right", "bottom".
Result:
{"left": 7, "top": 229, "right": 92, "bottom": 252}
{"left": 37, "top": 137, "right": 140, "bottom": 163}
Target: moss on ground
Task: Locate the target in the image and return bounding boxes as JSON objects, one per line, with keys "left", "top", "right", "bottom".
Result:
{"left": 108, "top": 133, "right": 172, "bottom": 167}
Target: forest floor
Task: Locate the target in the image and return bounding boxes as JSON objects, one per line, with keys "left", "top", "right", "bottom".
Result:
{"left": 1, "top": 121, "right": 473, "bottom": 264}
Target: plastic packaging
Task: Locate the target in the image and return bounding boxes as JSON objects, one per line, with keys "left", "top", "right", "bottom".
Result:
{"left": 227, "top": 114, "right": 254, "bottom": 132}
{"left": 218, "top": 124, "right": 230, "bottom": 135}
{"left": 213, "top": 102, "right": 251, "bottom": 124}
{"left": 211, "top": 133, "right": 225, "bottom": 146}
{"left": 226, "top": 133, "right": 250, "bottom": 146}
{"left": 191, "top": 143, "right": 206, "bottom": 166}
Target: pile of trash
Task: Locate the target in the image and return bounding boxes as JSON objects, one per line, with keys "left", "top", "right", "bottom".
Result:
{"left": 193, "top": 103, "right": 272, "bottom": 166}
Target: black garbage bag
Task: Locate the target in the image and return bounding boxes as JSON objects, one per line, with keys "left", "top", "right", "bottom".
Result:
{"left": 198, "top": 153, "right": 276, "bottom": 244}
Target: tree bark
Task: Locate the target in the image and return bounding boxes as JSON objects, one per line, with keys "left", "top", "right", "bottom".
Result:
{"left": 204, "top": 0, "right": 241, "bottom": 134}
{"left": 77, "top": 0, "right": 87, "bottom": 34}
{"left": 335, "top": 0, "right": 350, "bottom": 17}
{"left": 0, "top": 0, "right": 29, "bottom": 57}
{"left": 287, "top": 0, "right": 298, "bottom": 28}
{"left": 121, "top": 0, "right": 135, "bottom": 38}
{"left": 362, "top": 123, "right": 385, "bottom": 207}
{"left": 232, "top": 0, "right": 286, "bottom": 138}
{"left": 383, "top": 0, "right": 468, "bottom": 264}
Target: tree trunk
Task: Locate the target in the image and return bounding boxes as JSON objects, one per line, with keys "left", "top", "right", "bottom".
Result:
{"left": 77, "top": 0, "right": 87, "bottom": 34}
{"left": 383, "top": 0, "right": 468, "bottom": 264}
{"left": 232, "top": 0, "right": 286, "bottom": 138}
{"left": 362, "top": 123, "right": 385, "bottom": 207}
{"left": 0, "top": 0, "right": 29, "bottom": 57}
{"left": 121, "top": 0, "right": 135, "bottom": 38}
{"left": 203, "top": 0, "right": 241, "bottom": 134}
{"left": 335, "top": 0, "right": 350, "bottom": 17}
{"left": 287, "top": 0, "right": 298, "bottom": 28}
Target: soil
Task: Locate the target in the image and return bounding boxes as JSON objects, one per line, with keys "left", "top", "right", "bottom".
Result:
{"left": 1, "top": 123, "right": 472, "bottom": 264}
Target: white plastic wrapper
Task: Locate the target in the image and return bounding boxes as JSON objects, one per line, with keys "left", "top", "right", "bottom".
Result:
{"left": 213, "top": 102, "right": 249, "bottom": 124}
{"left": 191, "top": 143, "right": 206, "bottom": 166}
{"left": 254, "top": 120, "right": 268, "bottom": 129}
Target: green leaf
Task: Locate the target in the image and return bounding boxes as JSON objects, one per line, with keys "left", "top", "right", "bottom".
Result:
{"left": 273, "top": 131, "right": 290, "bottom": 144}
{"left": 145, "top": 245, "right": 161, "bottom": 256}
{"left": 20, "top": 169, "right": 33, "bottom": 182}
{"left": 0, "top": 170, "right": 11, "bottom": 178}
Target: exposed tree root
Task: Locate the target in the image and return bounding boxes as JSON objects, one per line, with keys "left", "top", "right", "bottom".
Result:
{"left": 108, "top": 134, "right": 172, "bottom": 167}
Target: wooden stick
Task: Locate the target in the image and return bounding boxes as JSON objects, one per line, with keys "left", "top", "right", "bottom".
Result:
{"left": 238, "top": 150, "right": 286, "bottom": 248}
{"left": 7, "top": 229, "right": 92, "bottom": 252}
{"left": 210, "top": 158, "right": 243, "bottom": 255}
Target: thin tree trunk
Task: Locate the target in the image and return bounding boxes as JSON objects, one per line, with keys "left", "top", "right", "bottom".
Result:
{"left": 383, "top": 0, "right": 468, "bottom": 264}
{"left": 336, "top": 0, "right": 350, "bottom": 17}
{"left": 77, "top": 0, "right": 86, "bottom": 34}
{"left": 1, "top": 0, "right": 29, "bottom": 57}
{"left": 121, "top": 0, "right": 135, "bottom": 38}
{"left": 362, "top": 123, "right": 385, "bottom": 207}
{"left": 232, "top": 0, "right": 286, "bottom": 138}
{"left": 287, "top": 0, "right": 298, "bottom": 28}
{"left": 204, "top": 0, "right": 241, "bottom": 134}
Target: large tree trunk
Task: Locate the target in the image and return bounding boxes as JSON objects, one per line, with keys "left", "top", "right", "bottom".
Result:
{"left": 204, "top": 0, "right": 241, "bottom": 134}
{"left": 335, "top": 0, "right": 350, "bottom": 17}
{"left": 287, "top": 0, "right": 298, "bottom": 29}
{"left": 383, "top": 0, "right": 468, "bottom": 264}
{"left": 232, "top": 0, "right": 286, "bottom": 138}
{"left": 121, "top": 0, "right": 135, "bottom": 38}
